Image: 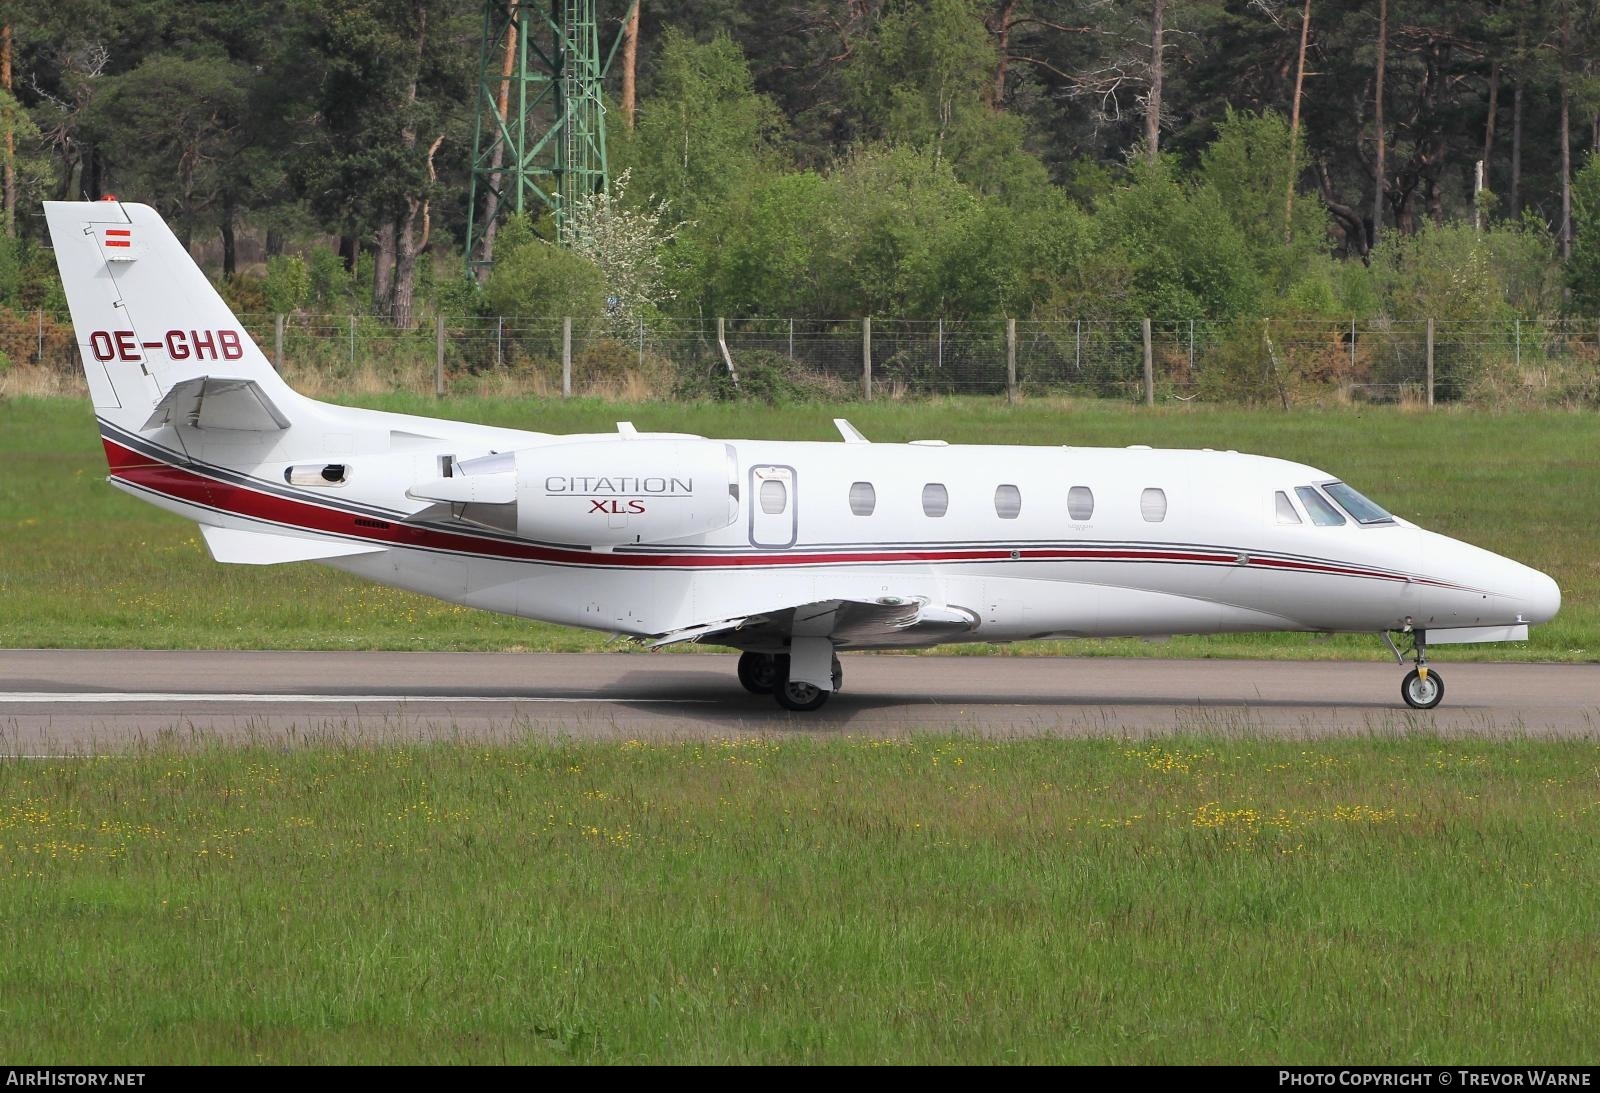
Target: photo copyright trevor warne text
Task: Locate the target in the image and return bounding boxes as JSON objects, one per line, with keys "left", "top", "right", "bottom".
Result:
{"left": 1279, "top": 1072, "right": 1593, "bottom": 1087}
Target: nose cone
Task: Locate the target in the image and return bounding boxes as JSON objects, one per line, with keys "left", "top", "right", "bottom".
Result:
{"left": 1417, "top": 530, "right": 1561, "bottom": 627}
{"left": 1520, "top": 567, "right": 1562, "bottom": 624}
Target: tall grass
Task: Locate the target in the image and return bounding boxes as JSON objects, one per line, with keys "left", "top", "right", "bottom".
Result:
{"left": 1, "top": 735, "right": 1595, "bottom": 1063}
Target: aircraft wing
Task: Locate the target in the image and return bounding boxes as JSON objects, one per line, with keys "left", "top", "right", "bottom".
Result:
{"left": 143, "top": 376, "right": 291, "bottom": 432}
{"left": 650, "top": 597, "right": 979, "bottom": 650}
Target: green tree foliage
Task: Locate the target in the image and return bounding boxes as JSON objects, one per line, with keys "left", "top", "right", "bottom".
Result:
{"left": 616, "top": 29, "right": 783, "bottom": 314}
{"left": 1571, "top": 154, "right": 1600, "bottom": 314}
{"left": 308, "top": 248, "right": 355, "bottom": 309}
{"left": 289, "top": 1, "right": 450, "bottom": 237}
{"left": 0, "top": 232, "right": 20, "bottom": 304}
{"left": 483, "top": 216, "right": 606, "bottom": 319}
{"left": 845, "top": 0, "right": 1054, "bottom": 204}
{"left": 713, "top": 142, "right": 1096, "bottom": 319}
{"left": 848, "top": 0, "right": 993, "bottom": 164}
{"left": 1370, "top": 218, "right": 1564, "bottom": 321}
{"left": 0, "top": 86, "right": 51, "bottom": 215}
{"left": 1197, "top": 110, "right": 1328, "bottom": 288}
{"left": 827, "top": 145, "right": 984, "bottom": 317}
{"left": 1095, "top": 158, "right": 1263, "bottom": 320}
{"left": 714, "top": 171, "right": 840, "bottom": 317}
{"left": 619, "top": 29, "right": 783, "bottom": 224}
{"left": 0, "top": 0, "right": 1590, "bottom": 323}
{"left": 264, "top": 255, "right": 311, "bottom": 314}
{"left": 81, "top": 54, "right": 250, "bottom": 246}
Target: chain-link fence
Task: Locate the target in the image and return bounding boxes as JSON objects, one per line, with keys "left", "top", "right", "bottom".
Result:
{"left": 5, "top": 309, "right": 1599, "bottom": 405}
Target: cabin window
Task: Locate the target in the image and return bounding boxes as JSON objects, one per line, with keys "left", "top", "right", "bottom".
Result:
{"left": 994, "top": 484, "right": 1022, "bottom": 520}
{"left": 1275, "top": 490, "right": 1302, "bottom": 524}
{"left": 760, "top": 478, "right": 788, "bottom": 514}
{"left": 286, "top": 464, "right": 348, "bottom": 486}
{"left": 1140, "top": 487, "right": 1167, "bottom": 523}
{"left": 1323, "top": 481, "right": 1395, "bottom": 525}
{"left": 922, "top": 483, "right": 949, "bottom": 518}
{"left": 1067, "top": 486, "right": 1094, "bottom": 521}
{"left": 1295, "top": 485, "right": 1346, "bottom": 526}
{"left": 1068, "top": 486, "right": 1094, "bottom": 521}
{"left": 849, "top": 481, "right": 876, "bottom": 516}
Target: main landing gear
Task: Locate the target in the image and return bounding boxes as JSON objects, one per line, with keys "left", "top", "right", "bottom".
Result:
{"left": 736, "top": 651, "right": 843, "bottom": 712}
{"left": 1383, "top": 629, "right": 1444, "bottom": 710}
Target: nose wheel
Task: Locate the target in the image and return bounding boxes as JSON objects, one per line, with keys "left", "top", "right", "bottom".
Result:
{"left": 1385, "top": 629, "right": 1445, "bottom": 709}
{"left": 1401, "top": 666, "right": 1444, "bottom": 709}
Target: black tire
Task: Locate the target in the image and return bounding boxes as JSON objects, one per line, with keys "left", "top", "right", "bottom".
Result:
{"left": 832, "top": 654, "right": 843, "bottom": 692}
{"left": 772, "top": 656, "right": 831, "bottom": 712}
{"left": 1401, "top": 667, "right": 1445, "bottom": 710}
{"left": 774, "top": 678, "right": 830, "bottom": 712}
{"left": 737, "top": 651, "right": 780, "bottom": 695}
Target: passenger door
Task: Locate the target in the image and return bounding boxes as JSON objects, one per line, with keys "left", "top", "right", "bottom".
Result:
{"left": 748, "top": 464, "right": 797, "bottom": 548}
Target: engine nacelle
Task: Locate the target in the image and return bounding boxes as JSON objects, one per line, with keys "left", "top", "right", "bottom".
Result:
{"left": 412, "top": 439, "right": 740, "bottom": 546}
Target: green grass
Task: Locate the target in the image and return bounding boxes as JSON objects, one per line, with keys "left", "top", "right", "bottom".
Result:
{"left": 2, "top": 735, "right": 1596, "bottom": 1064}
{"left": 2, "top": 394, "right": 1597, "bottom": 659}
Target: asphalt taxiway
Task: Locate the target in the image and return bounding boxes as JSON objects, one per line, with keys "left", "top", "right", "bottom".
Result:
{"left": 2, "top": 649, "right": 1596, "bottom": 754}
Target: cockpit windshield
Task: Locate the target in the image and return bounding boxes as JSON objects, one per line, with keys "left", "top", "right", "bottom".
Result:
{"left": 1322, "top": 481, "right": 1395, "bottom": 525}
{"left": 1294, "top": 486, "right": 1346, "bottom": 526}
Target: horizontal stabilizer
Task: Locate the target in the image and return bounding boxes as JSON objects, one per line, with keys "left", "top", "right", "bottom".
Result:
{"left": 200, "top": 525, "right": 387, "bottom": 565}
{"left": 143, "top": 376, "right": 290, "bottom": 432}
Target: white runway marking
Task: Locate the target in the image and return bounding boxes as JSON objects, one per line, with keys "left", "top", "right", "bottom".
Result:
{"left": 12, "top": 755, "right": 115, "bottom": 760}
{"left": 0, "top": 692, "right": 713, "bottom": 705}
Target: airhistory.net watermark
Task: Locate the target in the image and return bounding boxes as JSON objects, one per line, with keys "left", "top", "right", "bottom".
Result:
{"left": 5, "top": 1073, "right": 145, "bottom": 1087}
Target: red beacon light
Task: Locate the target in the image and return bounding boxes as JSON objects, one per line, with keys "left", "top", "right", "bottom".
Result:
{"left": 101, "top": 194, "right": 118, "bottom": 201}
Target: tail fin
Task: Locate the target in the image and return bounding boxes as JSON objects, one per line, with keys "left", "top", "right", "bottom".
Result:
{"left": 42, "top": 200, "right": 295, "bottom": 435}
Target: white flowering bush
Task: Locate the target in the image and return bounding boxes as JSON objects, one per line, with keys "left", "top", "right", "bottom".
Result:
{"left": 560, "top": 170, "right": 688, "bottom": 336}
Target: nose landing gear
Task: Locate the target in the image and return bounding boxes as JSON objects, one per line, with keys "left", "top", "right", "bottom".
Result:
{"left": 1402, "top": 665, "right": 1444, "bottom": 709}
{"left": 1384, "top": 629, "right": 1445, "bottom": 710}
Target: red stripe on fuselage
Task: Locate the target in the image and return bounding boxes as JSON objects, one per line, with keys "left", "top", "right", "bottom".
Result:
{"left": 100, "top": 436, "right": 1448, "bottom": 583}
{"left": 104, "top": 436, "right": 163, "bottom": 470}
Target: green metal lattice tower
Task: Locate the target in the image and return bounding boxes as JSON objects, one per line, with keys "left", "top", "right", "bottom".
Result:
{"left": 466, "top": 1, "right": 626, "bottom": 275}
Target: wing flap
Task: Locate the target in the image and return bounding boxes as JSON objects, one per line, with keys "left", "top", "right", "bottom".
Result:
{"left": 651, "top": 597, "right": 979, "bottom": 650}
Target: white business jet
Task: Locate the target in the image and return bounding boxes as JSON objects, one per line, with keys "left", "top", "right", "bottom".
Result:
{"left": 44, "top": 200, "right": 1561, "bottom": 711}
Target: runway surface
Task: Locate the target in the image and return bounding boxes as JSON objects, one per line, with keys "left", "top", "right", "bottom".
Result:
{"left": 2, "top": 649, "right": 1597, "bottom": 754}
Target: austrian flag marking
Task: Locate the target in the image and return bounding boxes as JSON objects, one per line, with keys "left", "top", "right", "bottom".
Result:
{"left": 103, "top": 228, "right": 132, "bottom": 249}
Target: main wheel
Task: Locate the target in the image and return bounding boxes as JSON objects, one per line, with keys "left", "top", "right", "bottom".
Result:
{"left": 774, "top": 678, "right": 831, "bottom": 712}
{"left": 737, "top": 651, "right": 780, "bottom": 695}
{"left": 772, "top": 656, "right": 831, "bottom": 712}
{"left": 1401, "top": 667, "right": 1444, "bottom": 710}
